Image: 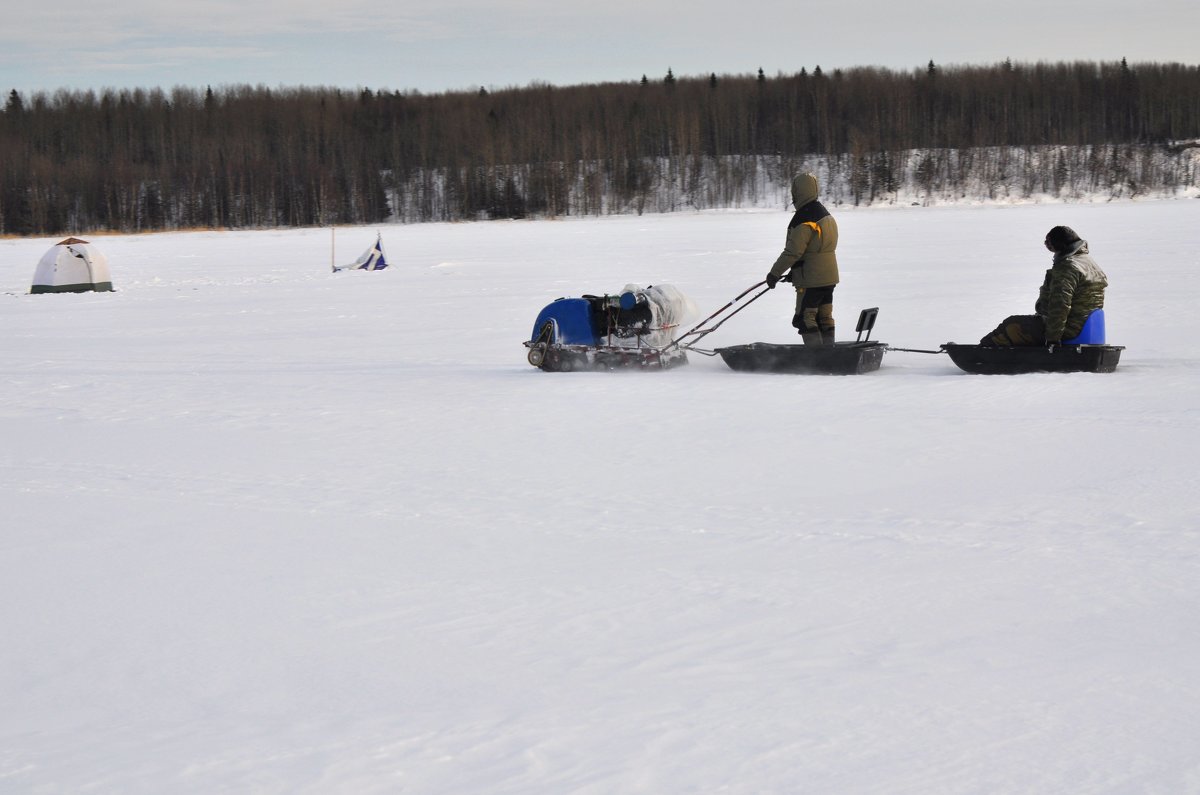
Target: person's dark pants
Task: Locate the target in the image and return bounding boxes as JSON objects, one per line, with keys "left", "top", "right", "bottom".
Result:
{"left": 981, "top": 314, "right": 1045, "bottom": 346}
{"left": 792, "top": 285, "right": 836, "bottom": 345}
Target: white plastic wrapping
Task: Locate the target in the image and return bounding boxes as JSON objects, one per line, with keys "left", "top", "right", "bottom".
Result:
{"left": 616, "top": 283, "right": 699, "bottom": 348}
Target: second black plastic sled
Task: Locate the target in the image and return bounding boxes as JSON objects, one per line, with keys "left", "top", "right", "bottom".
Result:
{"left": 710, "top": 307, "right": 886, "bottom": 375}
{"left": 941, "top": 343, "right": 1124, "bottom": 374}
{"left": 715, "top": 341, "right": 886, "bottom": 374}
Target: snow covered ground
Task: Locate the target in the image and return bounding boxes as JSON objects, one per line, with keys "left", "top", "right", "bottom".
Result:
{"left": 3, "top": 199, "right": 1200, "bottom": 793}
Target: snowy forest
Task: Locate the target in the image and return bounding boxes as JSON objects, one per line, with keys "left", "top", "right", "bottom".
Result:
{"left": 2, "top": 59, "right": 1199, "bottom": 234}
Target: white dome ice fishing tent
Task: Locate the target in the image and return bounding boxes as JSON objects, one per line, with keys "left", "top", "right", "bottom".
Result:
{"left": 30, "top": 237, "right": 114, "bottom": 294}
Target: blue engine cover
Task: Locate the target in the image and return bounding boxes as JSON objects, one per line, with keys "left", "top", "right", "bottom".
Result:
{"left": 530, "top": 298, "right": 598, "bottom": 345}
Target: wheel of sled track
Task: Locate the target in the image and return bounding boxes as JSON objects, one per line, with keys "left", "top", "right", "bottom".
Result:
{"left": 528, "top": 321, "right": 555, "bottom": 369}
{"left": 587, "top": 352, "right": 610, "bottom": 371}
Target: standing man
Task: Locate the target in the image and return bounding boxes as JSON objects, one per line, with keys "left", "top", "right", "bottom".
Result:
{"left": 764, "top": 173, "right": 839, "bottom": 345}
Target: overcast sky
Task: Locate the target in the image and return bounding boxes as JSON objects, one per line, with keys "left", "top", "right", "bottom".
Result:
{"left": 2, "top": 0, "right": 1197, "bottom": 96}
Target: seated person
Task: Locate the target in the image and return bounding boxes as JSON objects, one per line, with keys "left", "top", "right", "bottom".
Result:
{"left": 981, "top": 226, "right": 1108, "bottom": 346}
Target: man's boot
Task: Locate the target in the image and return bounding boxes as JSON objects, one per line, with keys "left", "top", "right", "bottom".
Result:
{"left": 797, "top": 307, "right": 822, "bottom": 345}
{"left": 817, "top": 303, "right": 835, "bottom": 346}
{"left": 800, "top": 331, "right": 823, "bottom": 346}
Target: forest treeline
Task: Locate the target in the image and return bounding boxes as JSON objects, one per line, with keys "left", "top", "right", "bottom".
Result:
{"left": 2, "top": 59, "right": 1199, "bottom": 235}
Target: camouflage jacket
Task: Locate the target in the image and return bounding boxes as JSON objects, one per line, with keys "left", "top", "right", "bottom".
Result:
{"left": 1035, "top": 240, "right": 1108, "bottom": 342}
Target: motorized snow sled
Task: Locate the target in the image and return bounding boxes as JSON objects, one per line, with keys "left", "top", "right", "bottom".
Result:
{"left": 939, "top": 310, "right": 1124, "bottom": 374}
{"left": 671, "top": 282, "right": 888, "bottom": 375}
{"left": 524, "top": 284, "right": 695, "bottom": 371}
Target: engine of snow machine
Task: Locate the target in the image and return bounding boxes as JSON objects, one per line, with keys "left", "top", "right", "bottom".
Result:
{"left": 595, "top": 291, "right": 655, "bottom": 337}
{"left": 524, "top": 285, "right": 695, "bottom": 371}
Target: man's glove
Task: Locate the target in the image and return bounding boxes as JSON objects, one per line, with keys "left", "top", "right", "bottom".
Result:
{"left": 765, "top": 273, "right": 780, "bottom": 289}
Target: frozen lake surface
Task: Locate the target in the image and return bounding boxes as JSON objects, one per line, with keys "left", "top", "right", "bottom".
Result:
{"left": 3, "top": 199, "right": 1200, "bottom": 793}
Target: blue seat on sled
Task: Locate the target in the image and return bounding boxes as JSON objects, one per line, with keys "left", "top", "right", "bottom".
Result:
{"left": 1063, "top": 309, "right": 1106, "bottom": 345}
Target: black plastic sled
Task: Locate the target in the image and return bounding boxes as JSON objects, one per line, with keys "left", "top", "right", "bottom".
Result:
{"left": 715, "top": 341, "right": 886, "bottom": 375}
{"left": 941, "top": 343, "right": 1124, "bottom": 374}
{"left": 710, "top": 307, "right": 885, "bottom": 375}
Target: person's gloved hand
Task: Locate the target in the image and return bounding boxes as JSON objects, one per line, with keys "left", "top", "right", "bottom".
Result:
{"left": 765, "top": 273, "right": 780, "bottom": 289}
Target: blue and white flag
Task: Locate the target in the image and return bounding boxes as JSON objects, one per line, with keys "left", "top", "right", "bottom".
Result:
{"left": 337, "top": 234, "right": 388, "bottom": 272}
